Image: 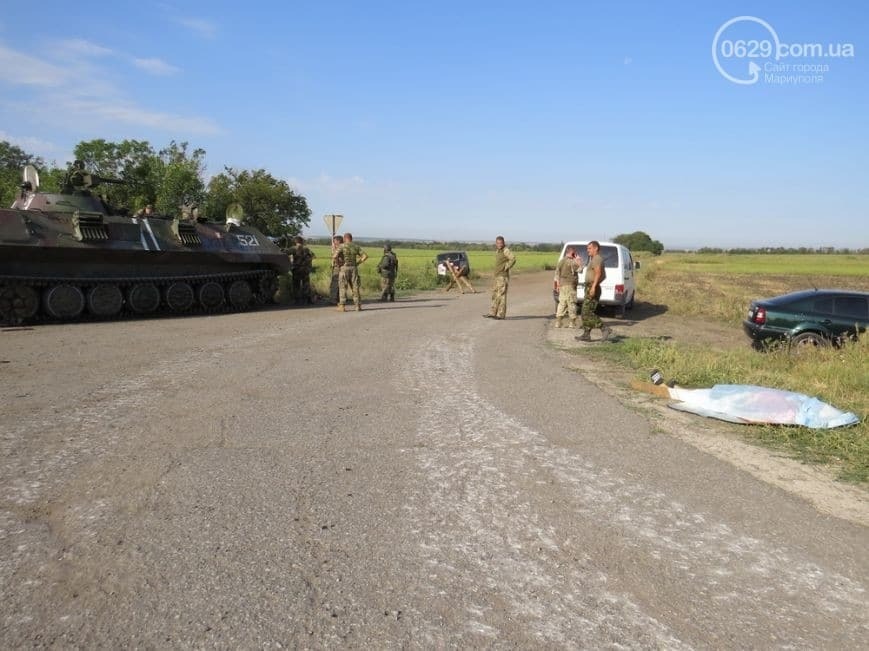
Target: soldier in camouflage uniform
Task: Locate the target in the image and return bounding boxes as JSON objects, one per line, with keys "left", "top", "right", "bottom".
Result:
{"left": 290, "top": 236, "right": 315, "bottom": 304}
{"left": 334, "top": 232, "right": 368, "bottom": 311}
{"left": 329, "top": 234, "right": 344, "bottom": 304}
{"left": 576, "top": 240, "right": 612, "bottom": 341}
{"left": 483, "top": 235, "right": 516, "bottom": 319}
{"left": 376, "top": 244, "right": 399, "bottom": 302}
{"left": 554, "top": 245, "right": 581, "bottom": 328}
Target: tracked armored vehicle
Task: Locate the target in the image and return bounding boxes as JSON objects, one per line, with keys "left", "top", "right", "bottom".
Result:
{"left": 0, "top": 164, "right": 290, "bottom": 325}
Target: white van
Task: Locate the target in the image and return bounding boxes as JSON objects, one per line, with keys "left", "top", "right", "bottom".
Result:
{"left": 552, "top": 241, "right": 640, "bottom": 316}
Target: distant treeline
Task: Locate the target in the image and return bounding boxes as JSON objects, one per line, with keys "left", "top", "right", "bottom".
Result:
{"left": 306, "top": 238, "right": 564, "bottom": 252}
{"left": 307, "top": 239, "right": 866, "bottom": 255}
{"left": 691, "top": 247, "right": 868, "bottom": 255}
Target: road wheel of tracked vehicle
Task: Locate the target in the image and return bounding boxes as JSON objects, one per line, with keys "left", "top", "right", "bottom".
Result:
{"left": 258, "top": 273, "right": 278, "bottom": 302}
{"left": 43, "top": 284, "right": 85, "bottom": 320}
{"left": 128, "top": 283, "right": 161, "bottom": 314}
{"left": 0, "top": 284, "right": 40, "bottom": 324}
{"left": 228, "top": 280, "right": 253, "bottom": 309}
{"left": 165, "top": 282, "right": 195, "bottom": 312}
{"left": 197, "top": 281, "right": 225, "bottom": 310}
{"left": 86, "top": 284, "right": 123, "bottom": 317}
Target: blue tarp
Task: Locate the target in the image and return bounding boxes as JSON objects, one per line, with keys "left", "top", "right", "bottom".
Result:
{"left": 667, "top": 384, "right": 859, "bottom": 429}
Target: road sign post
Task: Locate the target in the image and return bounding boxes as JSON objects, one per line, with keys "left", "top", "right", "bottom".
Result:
{"left": 323, "top": 214, "right": 344, "bottom": 237}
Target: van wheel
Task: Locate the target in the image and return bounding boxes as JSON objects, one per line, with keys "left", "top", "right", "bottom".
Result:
{"left": 626, "top": 293, "right": 635, "bottom": 310}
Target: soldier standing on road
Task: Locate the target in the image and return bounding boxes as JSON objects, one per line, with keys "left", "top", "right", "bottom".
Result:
{"left": 334, "top": 232, "right": 368, "bottom": 312}
{"left": 483, "top": 235, "right": 516, "bottom": 320}
{"left": 329, "top": 235, "right": 344, "bottom": 304}
{"left": 554, "top": 245, "right": 581, "bottom": 328}
{"left": 576, "top": 240, "right": 612, "bottom": 341}
{"left": 290, "top": 236, "right": 315, "bottom": 305}
{"left": 376, "top": 244, "right": 399, "bottom": 302}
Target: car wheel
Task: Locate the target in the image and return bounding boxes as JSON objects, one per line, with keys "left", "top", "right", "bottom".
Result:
{"left": 626, "top": 292, "right": 635, "bottom": 310}
{"left": 790, "top": 332, "right": 828, "bottom": 351}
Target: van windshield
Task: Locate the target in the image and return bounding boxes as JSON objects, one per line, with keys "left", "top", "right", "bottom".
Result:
{"left": 572, "top": 245, "right": 618, "bottom": 267}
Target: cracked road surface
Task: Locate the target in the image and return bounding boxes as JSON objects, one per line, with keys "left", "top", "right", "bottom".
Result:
{"left": 2, "top": 272, "right": 866, "bottom": 647}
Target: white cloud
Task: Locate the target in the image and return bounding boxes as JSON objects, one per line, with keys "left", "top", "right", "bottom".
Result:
{"left": 0, "top": 43, "right": 66, "bottom": 86}
{"left": 133, "top": 57, "right": 181, "bottom": 76}
{"left": 174, "top": 16, "right": 218, "bottom": 39}
{"left": 53, "top": 96, "right": 220, "bottom": 135}
{"left": 0, "top": 39, "right": 219, "bottom": 136}
{"left": 0, "top": 130, "right": 61, "bottom": 155}
{"left": 56, "top": 38, "right": 113, "bottom": 58}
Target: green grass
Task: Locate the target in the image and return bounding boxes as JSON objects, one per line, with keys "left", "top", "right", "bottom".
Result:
{"left": 591, "top": 252, "right": 869, "bottom": 483}
{"left": 650, "top": 252, "right": 869, "bottom": 276}
{"left": 277, "top": 246, "right": 558, "bottom": 300}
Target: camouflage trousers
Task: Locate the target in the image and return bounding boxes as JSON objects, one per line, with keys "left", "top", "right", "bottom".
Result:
{"left": 489, "top": 275, "right": 509, "bottom": 318}
{"left": 581, "top": 291, "right": 603, "bottom": 330}
{"left": 330, "top": 270, "right": 340, "bottom": 304}
{"left": 338, "top": 265, "right": 361, "bottom": 306}
{"left": 291, "top": 271, "right": 311, "bottom": 304}
{"left": 555, "top": 285, "right": 578, "bottom": 320}
{"left": 380, "top": 275, "right": 395, "bottom": 300}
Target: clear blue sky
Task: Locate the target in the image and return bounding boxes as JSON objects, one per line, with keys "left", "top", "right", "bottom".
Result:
{"left": 1, "top": 1, "right": 866, "bottom": 248}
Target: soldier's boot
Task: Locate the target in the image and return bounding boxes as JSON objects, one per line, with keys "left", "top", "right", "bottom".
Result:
{"left": 568, "top": 317, "right": 577, "bottom": 328}
{"left": 389, "top": 293, "right": 395, "bottom": 302}
{"left": 576, "top": 329, "right": 591, "bottom": 342}
{"left": 355, "top": 304, "right": 362, "bottom": 311}
{"left": 336, "top": 304, "right": 345, "bottom": 312}
{"left": 554, "top": 317, "right": 563, "bottom": 328}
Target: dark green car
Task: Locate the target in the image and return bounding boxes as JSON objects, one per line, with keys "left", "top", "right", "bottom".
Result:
{"left": 743, "top": 289, "right": 868, "bottom": 350}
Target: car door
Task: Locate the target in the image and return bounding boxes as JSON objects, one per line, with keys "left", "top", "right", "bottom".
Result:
{"left": 832, "top": 294, "right": 868, "bottom": 338}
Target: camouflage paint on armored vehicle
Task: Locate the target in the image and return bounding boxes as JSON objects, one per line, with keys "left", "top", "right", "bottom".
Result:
{"left": 0, "top": 164, "right": 290, "bottom": 324}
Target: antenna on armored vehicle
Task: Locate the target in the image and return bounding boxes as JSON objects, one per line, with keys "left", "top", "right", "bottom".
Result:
{"left": 22, "top": 165, "right": 40, "bottom": 192}
{"left": 225, "top": 203, "right": 244, "bottom": 228}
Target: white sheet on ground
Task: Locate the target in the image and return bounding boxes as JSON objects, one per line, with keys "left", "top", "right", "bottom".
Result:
{"left": 667, "top": 384, "right": 859, "bottom": 429}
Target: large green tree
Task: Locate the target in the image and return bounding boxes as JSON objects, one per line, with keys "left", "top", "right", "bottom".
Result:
{"left": 613, "top": 231, "right": 664, "bottom": 255}
{"left": 153, "top": 141, "right": 206, "bottom": 216}
{"left": 0, "top": 141, "right": 46, "bottom": 206}
{"left": 73, "top": 139, "right": 158, "bottom": 210}
{"left": 205, "top": 168, "right": 311, "bottom": 238}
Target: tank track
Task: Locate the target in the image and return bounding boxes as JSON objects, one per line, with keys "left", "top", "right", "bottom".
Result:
{"left": 0, "top": 269, "right": 279, "bottom": 326}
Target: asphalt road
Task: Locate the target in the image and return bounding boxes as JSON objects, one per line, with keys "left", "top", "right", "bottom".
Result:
{"left": 2, "top": 272, "right": 867, "bottom": 648}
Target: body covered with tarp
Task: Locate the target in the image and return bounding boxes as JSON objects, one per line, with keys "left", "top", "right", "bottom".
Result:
{"left": 667, "top": 384, "right": 859, "bottom": 429}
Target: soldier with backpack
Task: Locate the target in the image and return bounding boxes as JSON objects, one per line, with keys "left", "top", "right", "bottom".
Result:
{"left": 377, "top": 244, "right": 399, "bottom": 302}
